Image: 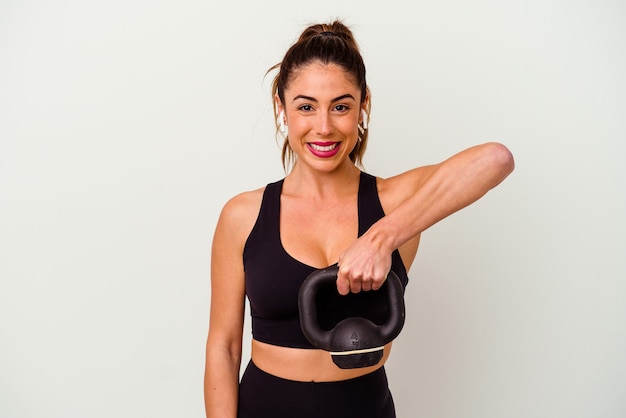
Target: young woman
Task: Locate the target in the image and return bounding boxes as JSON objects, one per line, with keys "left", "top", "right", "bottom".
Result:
{"left": 204, "top": 20, "right": 514, "bottom": 418}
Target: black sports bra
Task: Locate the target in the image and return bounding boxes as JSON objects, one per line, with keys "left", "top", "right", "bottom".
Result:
{"left": 243, "top": 171, "right": 409, "bottom": 348}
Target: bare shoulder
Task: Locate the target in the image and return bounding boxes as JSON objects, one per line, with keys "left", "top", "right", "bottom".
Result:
{"left": 220, "top": 187, "right": 265, "bottom": 222}
{"left": 375, "top": 165, "right": 437, "bottom": 213}
{"left": 214, "top": 186, "right": 266, "bottom": 248}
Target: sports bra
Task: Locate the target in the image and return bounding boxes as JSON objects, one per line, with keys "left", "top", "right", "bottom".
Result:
{"left": 243, "top": 171, "right": 409, "bottom": 349}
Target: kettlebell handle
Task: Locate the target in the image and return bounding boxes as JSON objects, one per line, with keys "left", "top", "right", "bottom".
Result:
{"left": 298, "top": 266, "right": 405, "bottom": 351}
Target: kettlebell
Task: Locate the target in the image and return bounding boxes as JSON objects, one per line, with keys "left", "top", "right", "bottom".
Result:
{"left": 298, "top": 266, "right": 405, "bottom": 369}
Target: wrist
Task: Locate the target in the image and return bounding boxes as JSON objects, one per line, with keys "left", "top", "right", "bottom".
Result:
{"left": 364, "top": 217, "right": 398, "bottom": 254}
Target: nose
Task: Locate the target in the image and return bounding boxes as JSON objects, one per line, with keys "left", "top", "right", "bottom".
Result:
{"left": 315, "top": 112, "right": 333, "bottom": 136}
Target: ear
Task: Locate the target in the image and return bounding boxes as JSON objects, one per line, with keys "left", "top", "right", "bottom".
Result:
{"left": 361, "top": 93, "right": 370, "bottom": 122}
{"left": 274, "top": 94, "right": 284, "bottom": 116}
{"left": 362, "top": 90, "right": 370, "bottom": 112}
{"left": 359, "top": 92, "right": 370, "bottom": 131}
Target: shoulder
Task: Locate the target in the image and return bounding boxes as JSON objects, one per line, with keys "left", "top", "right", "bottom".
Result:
{"left": 372, "top": 166, "right": 437, "bottom": 213}
{"left": 213, "top": 186, "right": 267, "bottom": 249}
{"left": 223, "top": 186, "right": 266, "bottom": 213}
{"left": 218, "top": 186, "right": 266, "bottom": 228}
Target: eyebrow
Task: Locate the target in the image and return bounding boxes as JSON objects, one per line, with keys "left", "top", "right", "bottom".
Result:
{"left": 292, "top": 94, "right": 356, "bottom": 103}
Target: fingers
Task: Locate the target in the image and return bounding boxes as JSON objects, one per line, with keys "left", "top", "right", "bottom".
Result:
{"left": 350, "top": 278, "right": 365, "bottom": 294}
{"left": 336, "top": 275, "right": 350, "bottom": 296}
{"left": 336, "top": 238, "right": 393, "bottom": 295}
{"left": 336, "top": 266, "right": 386, "bottom": 295}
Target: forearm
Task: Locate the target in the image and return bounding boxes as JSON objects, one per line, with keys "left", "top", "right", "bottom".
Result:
{"left": 373, "top": 142, "right": 514, "bottom": 251}
{"left": 204, "top": 347, "right": 241, "bottom": 418}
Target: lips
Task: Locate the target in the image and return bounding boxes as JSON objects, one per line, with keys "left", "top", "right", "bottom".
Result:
{"left": 307, "top": 142, "right": 341, "bottom": 158}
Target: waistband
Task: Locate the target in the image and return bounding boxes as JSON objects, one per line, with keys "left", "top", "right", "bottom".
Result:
{"left": 243, "top": 360, "right": 388, "bottom": 387}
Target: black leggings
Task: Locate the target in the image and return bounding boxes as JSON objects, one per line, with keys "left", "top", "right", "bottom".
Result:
{"left": 238, "top": 361, "right": 396, "bottom": 418}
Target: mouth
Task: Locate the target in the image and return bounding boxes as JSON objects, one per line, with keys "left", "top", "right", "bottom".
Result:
{"left": 307, "top": 142, "right": 341, "bottom": 158}
{"left": 309, "top": 142, "right": 338, "bottom": 152}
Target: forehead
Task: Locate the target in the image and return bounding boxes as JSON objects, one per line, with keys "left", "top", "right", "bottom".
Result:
{"left": 285, "top": 62, "right": 360, "bottom": 99}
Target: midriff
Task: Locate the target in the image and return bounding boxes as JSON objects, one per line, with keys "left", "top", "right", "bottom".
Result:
{"left": 251, "top": 339, "right": 393, "bottom": 382}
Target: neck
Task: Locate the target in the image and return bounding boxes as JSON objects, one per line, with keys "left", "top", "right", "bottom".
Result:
{"left": 284, "top": 162, "right": 361, "bottom": 199}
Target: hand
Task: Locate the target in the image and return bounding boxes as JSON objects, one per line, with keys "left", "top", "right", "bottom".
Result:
{"left": 336, "top": 233, "right": 393, "bottom": 295}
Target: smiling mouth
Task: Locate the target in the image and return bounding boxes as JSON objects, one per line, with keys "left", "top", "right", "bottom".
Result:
{"left": 308, "top": 142, "right": 339, "bottom": 152}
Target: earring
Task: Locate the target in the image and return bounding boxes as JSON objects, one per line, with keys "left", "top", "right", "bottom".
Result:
{"left": 278, "top": 110, "right": 287, "bottom": 134}
{"left": 358, "top": 109, "right": 368, "bottom": 136}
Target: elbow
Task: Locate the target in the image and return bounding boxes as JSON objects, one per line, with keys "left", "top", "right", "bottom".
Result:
{"left": 485, "top": 141, "right": 515, "bottom": 178}
{"left": 207, "top": 337, "right": 243, "bottom": 368}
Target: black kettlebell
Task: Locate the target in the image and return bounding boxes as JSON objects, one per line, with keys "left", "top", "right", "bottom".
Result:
{"left": 298, "top": 266, "right": 405, "bottom": 369}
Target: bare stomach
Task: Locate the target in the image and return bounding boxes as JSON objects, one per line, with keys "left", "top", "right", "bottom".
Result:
{"left": 251, "top": 339, "right": 393, "bottom": 382}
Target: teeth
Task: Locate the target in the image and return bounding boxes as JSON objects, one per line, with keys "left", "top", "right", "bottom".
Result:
{"left": 309, "top": 143, "right": 338, "bottom": 152}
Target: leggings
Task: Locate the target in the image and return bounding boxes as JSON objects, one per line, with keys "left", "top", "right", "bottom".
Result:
{"left": 238, "top": 360, "right": 396, "bottom": 418}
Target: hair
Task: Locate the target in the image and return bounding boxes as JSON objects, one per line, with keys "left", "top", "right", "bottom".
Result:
{"left": 267, "top": 20, "right": 371, "bottom": 171}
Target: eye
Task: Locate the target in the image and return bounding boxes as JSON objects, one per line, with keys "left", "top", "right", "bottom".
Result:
{"left": 298, "top": 104, "right": 314, "bottom": 112}
{"left": 333, "top": 104, "right": 350, "bottom": 112}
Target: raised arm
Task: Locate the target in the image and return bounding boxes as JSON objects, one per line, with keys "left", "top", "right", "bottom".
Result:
{"left": 337, "top": 142, "right": 515, "bottom": 294}
{"left": 204, "top": 192, "right": 260, "bottom": 417}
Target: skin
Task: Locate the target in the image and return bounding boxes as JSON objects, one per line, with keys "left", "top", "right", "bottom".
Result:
{"left": 204, "top": 61, "right": 515, "bottom": 417}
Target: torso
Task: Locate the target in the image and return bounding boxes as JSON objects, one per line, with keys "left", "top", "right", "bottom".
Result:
{"left": 239, "top": 170, "right": 419, "bottom": 382}
{"left": 251, "top": 339, "right": 394, "bottom": 382}
{"left": 279, "top": 178, "right": 359, "bottom": 269}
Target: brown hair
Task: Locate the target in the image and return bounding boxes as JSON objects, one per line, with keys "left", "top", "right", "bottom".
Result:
{"left": 267, "top": 20, "right": 371, "bottom": 171}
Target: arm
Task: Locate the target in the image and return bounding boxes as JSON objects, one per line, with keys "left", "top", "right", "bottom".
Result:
{"left": 204, "top": 195, "right": 252, "bottom": 417}
{"left": 337, "top": 142, "right": 515, "bottom": 294}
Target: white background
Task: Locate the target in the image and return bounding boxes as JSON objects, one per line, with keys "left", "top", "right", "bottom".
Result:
{"left": 1, "top": 0, "right": 625, "bottom": 417}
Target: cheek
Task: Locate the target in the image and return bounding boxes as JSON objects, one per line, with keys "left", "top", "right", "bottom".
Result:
{"left": 286, "top": 118, "right": 309, "bottom": 137}
{"left": 340, "top": 118, "right": 360, "bottom": 137}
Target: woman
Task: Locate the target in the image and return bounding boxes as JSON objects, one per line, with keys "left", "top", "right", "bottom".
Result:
{"left": 204, "top": 20, "right": 514, "bottom": 418}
